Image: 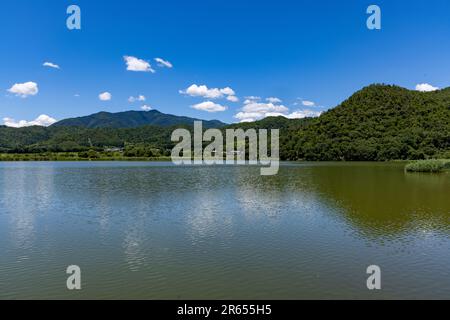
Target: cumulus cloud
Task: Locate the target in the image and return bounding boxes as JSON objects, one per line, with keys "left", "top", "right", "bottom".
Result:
{"left": 155, "top": 58, "right": 173, "bottom": 68}
{"left": 234, "top": 99, "right": 288, "bottom": 122}
{"left": 220, "top": 87, "right": 236, "bottom": 96}
{"left": 43, "top": 62, "right": 60, "bottom": 69}
{"left": 266, "top": 97, "right": 282, "bottom": 103}
{"left": 415, "top": 83, "right": 439, "bottom": 92}
{"left": 191, "top": 101, "right": 227, "bottom": 113}
{"left": 180, "top": 84, "right": 236, "bottom": 100}
{"left": 242, "top": 101, "right": 289, "bottom": 114}
{"left": 286, "top": 110, "right": 322, "bottom": 119}
{"left": 301, "top": 100, "right": 315, "bottom": 107}
{"left": 99, "top": 92, "right": 112, "bottom": 101}
{"left": 227, "top": 95, "right": 239, "bottom": 102}
{"left": 141, "top": 105, "right": 152, "bottom": 111}
{"left": 7, "top": 82, "right": 39, "bottom": 98}
{"left": 129, "top": 95, "right": 146, "bottom": 102}
{"left": 124, "top": 56, "right": 155, "bottom": 73}
{"left": 234, "top": 97, "right": 322, "bottom": 122}
{"left": 244, "top": 96, "right": 261, "bottom": 104}
{"left": 3, "top": 114, "right": 57, "bottom": 128}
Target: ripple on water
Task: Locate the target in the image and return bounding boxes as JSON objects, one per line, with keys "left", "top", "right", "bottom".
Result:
{"left": 0, "top": 162, "right": 449, "bottom": 299}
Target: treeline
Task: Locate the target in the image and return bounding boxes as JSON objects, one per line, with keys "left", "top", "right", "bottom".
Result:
{"left": 281, "top": 85, "right": 450, "bottom": 161}
{"left": 1, "top": 84, "right": 450, "bottom": 161}
{"left": 0, "top": 125, "right": 178, "bottom": 155}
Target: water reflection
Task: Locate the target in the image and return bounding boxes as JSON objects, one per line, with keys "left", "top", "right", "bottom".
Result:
{"left": 1, "top": 164, "right": 55, "bottom": 252}
{"left": 123, "top": 213, "right": 147, "bottom": 272}
{"left": 0, "top": 162, "right": 449, "bottom": 299}
{"left": 302, "top": 163, "right": 450, "bottom": 238}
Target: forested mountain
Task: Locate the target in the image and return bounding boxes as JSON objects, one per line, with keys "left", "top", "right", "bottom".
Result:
{"left": 1, "top": 84, "right": 450, "bottom": 160}
{"left": 52, "top": 110, "right": 226, "bottom": 129}
{"left": 282, "top": 84, "right": 450, "bottom": 160}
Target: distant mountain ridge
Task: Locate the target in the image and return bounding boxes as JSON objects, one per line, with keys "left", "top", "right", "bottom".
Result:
{"left": 52, "top": 110, "right": 226, "bottom": 129}
{"left": 1, "top": 84, "right": 449, "bottom": 161}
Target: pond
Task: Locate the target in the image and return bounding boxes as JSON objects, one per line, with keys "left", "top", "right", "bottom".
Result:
{"left": 0, "top": 162, "right": 448, "bottom": 299}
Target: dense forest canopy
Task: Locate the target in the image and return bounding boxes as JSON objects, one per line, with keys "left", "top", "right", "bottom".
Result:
{"left": 287, "top": 84, "right": 450, "bottom": 160}
{"left": 1, "top": 84, "right": 450, "bottom": 161}
{"left": 52, "top": 109, "right": 226, "bottom": 129}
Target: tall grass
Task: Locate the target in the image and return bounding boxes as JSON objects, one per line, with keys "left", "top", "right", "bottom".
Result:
{"left": 405, "top": 159, "right": 450, "bottom": 173}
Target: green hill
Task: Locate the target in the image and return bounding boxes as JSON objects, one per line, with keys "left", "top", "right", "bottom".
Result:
{"left": 52, "top": 110, "right": 226, "bottom": 129}
{"left": 283, "top": 84, "right": 450, "bottom": 160}
{"left": 1, "top": 84, "right": 449, "bottom": 161}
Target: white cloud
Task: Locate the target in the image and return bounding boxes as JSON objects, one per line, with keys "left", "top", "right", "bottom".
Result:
{"left": 234, "top": 99, "right": 289, "bottom": 122}
{"left": 242, "top": 101, "right": 289, "bottom": 114}
{"left": 43, "top": 62, "right": 60, "bottom": 69}
{"left": 234, "top": 112, "right": 264, "bottom": 122}
{"left": 180, "top": 84, "right": 221, "bottom": 99}
{"left": 234, "top": 96, "right": 322, "bottom": 122}
{"left": 244, "top": 96, "right": 261, "bottom": 104}
{"left": 124, "top": 56, "right": 155, "bottom": 73}
{"left": 7, "top": 82, "right": 39, "bottom": 98}
{"left": 293, "top": 99, "right": 317, "bottom": 107}
{"left": 220, "top": 87, "right": 235, "bottom": 96}
{"left": 301, "top": 100, "right": 315, "bottom": 107}
{"left": 3, "top": 114, "right": 57, "bottom": 128}
{"left": 99, "top": 92, "right": 112, "bottom": 101}
{"left": 155, "top": 58, "right": 173, "bottom": 68}
{"left": 286, "top": 110, "right": 322, "bottom": 119}
{"left": 227, "top": 95, "right": 239, "bottom": 102}
{"left": 238, "top": 118, "right": 255, "bottom": 123}
{"left": 180, "top": 84, "right": 236, "bottom": 100}
{"left": 415, "top": 83, "right": 439, "bottom": 92}
{"left": 141, "top": 105, "right": 152, "bottom": 111}
{"left": 191, "top": 101, "right": 227, "bottom": 113}
{"left": 129, "top": 95, "right": 146, "bottom": 102}
{"left": 266, "top": 97, "right": 282, "bottom": 103}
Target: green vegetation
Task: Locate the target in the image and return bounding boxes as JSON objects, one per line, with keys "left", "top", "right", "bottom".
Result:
{"left": 0, "top": 124, "right": 177, "bottom": 155}
{"left": 52, "top": 110, "right": 225, "bottom": 129}
{"left": 405, "top": 159, "right": 450, "bottom": 173}
{"left": 0, "top": 84, "right": 449, "bottom": 162}
{"left": 0, "top": 152, "right": 171, "bottom": 162}
{"left": 282, "top": 84, "right": 450, "bottom": 161}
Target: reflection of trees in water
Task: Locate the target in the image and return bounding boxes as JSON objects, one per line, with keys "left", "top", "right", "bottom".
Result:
{"left": 222, "top": 163, "right": 449, "bottom": 239}
{"left": 303, "top": 163, "right": 450, "bottom": 238}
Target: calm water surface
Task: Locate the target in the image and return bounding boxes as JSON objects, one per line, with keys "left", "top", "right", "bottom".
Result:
{"left": 0, "top": 162, "right": 449, "bottom": 299}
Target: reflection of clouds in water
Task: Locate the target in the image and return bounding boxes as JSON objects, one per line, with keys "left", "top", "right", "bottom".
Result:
{"left": 185, "top": 191, "right": 233, "bottom": 244}
{"left": 34, "top": 166, "right": 55, "bottom": 211}
{"left": 234, "top": 168, "right": 286, "bottom": 219}
{"left": 122, "top": 199, "right": 150, "bottom": 272}
{"left": 1, "top": 165, "right": 55, "bottom": 251}
{"left": 98, "top": 197, "right": 110, "bottom": 233}
{"left": 234, "top": 176, "right": 318, "bottom": 221}
{"left": 123, "top": 226, "right": 146, "bottom": 272}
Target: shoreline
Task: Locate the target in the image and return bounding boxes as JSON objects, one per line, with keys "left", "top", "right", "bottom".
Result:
{"left": 0, "top": 154, "right": 410, "bottom": 163}
{"left": 0, "top": 153, "right": 172, "bottom": 162}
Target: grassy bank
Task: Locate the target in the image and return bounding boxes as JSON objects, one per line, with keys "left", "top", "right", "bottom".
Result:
{"left": 405, "top": 159, "right": 450, "bottom": 173}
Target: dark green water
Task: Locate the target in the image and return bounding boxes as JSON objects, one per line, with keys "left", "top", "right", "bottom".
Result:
{"left": 0, "top": 162, "right": 449, "bottom": 299}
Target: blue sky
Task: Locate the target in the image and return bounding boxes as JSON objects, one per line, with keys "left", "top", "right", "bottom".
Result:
{"left": 1, "top": 0, "right": 450, "bottom": 126}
